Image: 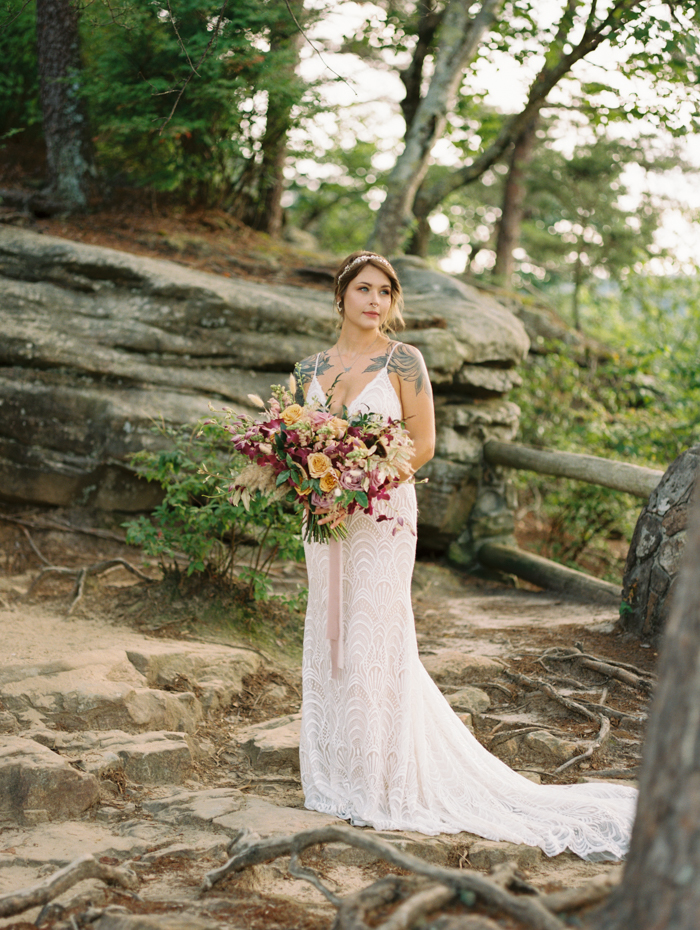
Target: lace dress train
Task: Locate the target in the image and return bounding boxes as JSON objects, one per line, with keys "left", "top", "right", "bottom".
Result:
{"left": 301, "top": 364, "right": 637, "bottom": 861}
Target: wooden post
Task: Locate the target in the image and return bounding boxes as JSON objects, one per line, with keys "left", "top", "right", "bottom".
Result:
{"left": 478, "top": 542, "right": 620, "bottom": 604}
{"left": 484, "top": 440, "right": 663, "bottom": 499}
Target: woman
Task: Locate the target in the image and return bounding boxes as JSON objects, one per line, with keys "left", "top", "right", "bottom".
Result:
{"left": 296, "top": 251, "right": 636, "bottom": 860}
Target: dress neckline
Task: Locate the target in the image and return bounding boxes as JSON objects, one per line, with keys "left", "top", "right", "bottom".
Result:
{"left": 308, "top": 368, "right": 398, "bottom": 413}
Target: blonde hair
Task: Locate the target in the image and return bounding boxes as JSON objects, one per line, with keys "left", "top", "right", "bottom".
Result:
{"left": 334, "top": 251, "right": 405, "bottom": 334}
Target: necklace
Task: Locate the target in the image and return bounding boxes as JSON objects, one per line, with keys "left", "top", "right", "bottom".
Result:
{"left": 335, "top": 335, "right": 382, "bottom": 373}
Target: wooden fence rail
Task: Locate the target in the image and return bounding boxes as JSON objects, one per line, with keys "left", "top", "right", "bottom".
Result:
{"left": 478, "top": 441, "right": 666, "bottom": 602}
{"left": 483, "top": 440, "right": 664, "bottom": 499}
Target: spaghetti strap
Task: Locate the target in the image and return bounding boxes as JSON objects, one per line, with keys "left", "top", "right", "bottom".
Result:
{"left": 313, "top": 353, "right": 321, "bottom": 378}
{"left": 384, "top": 342, "right": 399, "bottom": 368}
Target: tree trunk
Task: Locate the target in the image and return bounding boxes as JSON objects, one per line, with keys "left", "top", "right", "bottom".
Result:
{"left": 35, "top": 0, "right": 94, "bottom": 211}
{"left": 412, "top": 0, "right": 642, "bottom": 226}
{"left": 597, "top": 477, "right": 700, "bottom": 930}
{"left": 244, "top": 2, "right": 303, "bottom": 236}
{"left": 572, "top": 250, "right": 583, "bottom": 331}
{"left": 406, "top": 215, "right": 431, "bottom": 258}
{"left": 492, "top": 113, "right": 540, "bottom": 285}
{"left": 367, "top": 0, "right": 503, "bottom": 256}
{"left": 399, "top": 3, "right": 443, "bottom": 131}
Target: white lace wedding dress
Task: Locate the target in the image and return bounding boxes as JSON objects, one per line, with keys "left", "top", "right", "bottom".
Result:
{"left": 301, "top": 362, "right": 637, "bottom": 860}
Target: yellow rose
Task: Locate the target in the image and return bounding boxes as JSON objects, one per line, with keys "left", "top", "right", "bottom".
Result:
{"left": 319, "top": 470, "right": 339, "bottom": 493}
{"left": 308, "top": 452, "right": 332, "bottom": 477}
{"left": 281, "top": 404, "right": 303, "bottom": 426}
{"left": 329, "top": 417, "right": 348, "bottom": 439}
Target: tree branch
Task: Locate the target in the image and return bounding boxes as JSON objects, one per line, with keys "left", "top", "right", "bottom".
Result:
{"left": 415, "top": 0, "right": 645, "bottom": 216}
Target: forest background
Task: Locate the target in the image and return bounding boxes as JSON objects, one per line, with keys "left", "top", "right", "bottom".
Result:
{"left": 1, "top": 0, "right": 699, "bottom": 584}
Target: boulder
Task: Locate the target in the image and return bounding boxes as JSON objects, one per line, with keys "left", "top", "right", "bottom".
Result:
{"left": 0, "top": 736, "right": 100, "bottom": 823}
{"left": 621, "top": 443, "right": 700, "bottom": 640}
{"left": 495, "top": 730, "right": 579, "bottom": 767}
{"left": 125, "top": 642, "right": 262, "bottom": 712}
{"left": 421, "top": 649, "right": 503, "bottom": 685}
{"left": 444, "top": 686, "right": 491, "bottom": 714}
{"left": 0, "top": 230, "right": 527, "bottom": 551}
{"left": 465, "top": 838, "right": 542, "bottom": 870}
{"left": 238, "top": 713, "right": 302, "bottom": 770}
{"left": 39, "top": 730, "right": 198, "bottom": 784}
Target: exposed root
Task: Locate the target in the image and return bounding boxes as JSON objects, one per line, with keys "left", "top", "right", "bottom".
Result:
{"left": 24, "top": 558, "right": 153, "bottom": 615}
{"left": 539, "top": 645, "right": 655, "bottom": 694}
{"left": 502, "top": 669, "right": 600, "bottom": 722}
{"left": 202, "top": 826, "right": 567, "bottom": 930}
{"left": 553, "top": 714, "right": 611, "bottom": 775}
{"left": 0, "top": 854, "right": 139, "bottom": 918}
{"left": 375, "top": 882, "right": 456, "bottom": 930}
{"left": 541, "top": 870, "right": 622, "bottom": 912}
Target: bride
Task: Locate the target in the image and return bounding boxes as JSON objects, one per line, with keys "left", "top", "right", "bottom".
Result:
{"left": 295, "top": 251, "right": 636, "bottom": 861}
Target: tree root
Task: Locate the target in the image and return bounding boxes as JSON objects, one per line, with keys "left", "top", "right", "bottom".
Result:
{"left": 0, "top": 511, "right": 128, "bottom": 543}
{"left": 202, "top": 826, "right": 567, "bottom": 930}
{"left": 375, "top": 881, "right": 456, "bottom": 930}
{"left": 541, "top": 870, "right": 622, "bottom": 912}
{"left": 24, "top": 558, "right": 153, "bottom": 615}
{"left": 539, "top": 645, "right": 655, "bottom": 694}
{"left": 502, "top": 669, "right": 600, "bottom": 722}
{"left": 553, "top": 714, "right": 611, "bottom": 775}
{"left": 0, "top": 854, "right": 139, "bottom": 918}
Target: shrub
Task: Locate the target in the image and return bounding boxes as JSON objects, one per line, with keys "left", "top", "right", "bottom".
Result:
{"left": 124, "top": 418, "right": 305, "bottom": 601}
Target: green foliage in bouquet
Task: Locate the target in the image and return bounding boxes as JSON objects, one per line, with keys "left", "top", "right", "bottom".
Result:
{"left": 123, "top": 419, "right": 304, "bottom": 601}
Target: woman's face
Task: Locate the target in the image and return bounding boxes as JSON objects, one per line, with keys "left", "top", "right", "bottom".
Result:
{"left": 341, "top": 264, "right": 393, "bottom": 332}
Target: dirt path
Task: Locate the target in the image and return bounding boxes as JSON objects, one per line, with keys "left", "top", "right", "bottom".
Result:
{"left": 0, "top": 526, "right": 653, "bottom": 930}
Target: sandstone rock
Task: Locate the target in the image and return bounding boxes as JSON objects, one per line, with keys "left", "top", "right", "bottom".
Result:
{"left": 391, "top": 259, "right": 530, "bottom": 367}
{"left": 421, "top": 650, "right": 503, "bottom": 685}
{"left": 0, "top": 229, "right": 528, "bottom": 551}
{"left": 143, "top": 787, "right": 246, "bottom": 830}
{"left": 125, "top": 643, "right": 262, "bottom": 712}
{"left": 238, "top": 713, "right": 302, "bottom": 770}
{"left": 496, "top": 730, "right": 578, "bottom": 767}
{"left": 445, "top": 687, "right": 491, "bottom": 714}
{"left": 0, "top": 650, "right": 203, "bottom": 734}
{"left": 214, "top": 795, "right": 341, "bottom": 837}
{"left": 622, "top": 443, "right": 700, "bottom": 640}
{"left": 465, "top": 839, "right": 542, "bottom": 870}
{"left": 3, "top": 676, "right": 201, "bottom": 734}
{"left": 0, "top": 710, "right": 19, "bottom": 733}
{"left": 59, "top": 731, "right": 197, "bottom": 784}
{"left": 0, "top": 736, "right": 100, "bottom": 823}
{"left": 143, "top": 787, "right": 340, "bottom": 839}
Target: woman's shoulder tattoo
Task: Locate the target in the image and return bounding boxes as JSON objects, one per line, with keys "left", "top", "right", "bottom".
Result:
{"left": 293, "top": 351, "right": 333, "bottom": 403}
{"left": 365, "top": 342, "right": 427, "bottom": 395}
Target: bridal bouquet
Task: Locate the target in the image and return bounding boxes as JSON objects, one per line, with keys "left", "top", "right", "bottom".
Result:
{"left": 222, "top": 379, "right": 414, "bottom": 543}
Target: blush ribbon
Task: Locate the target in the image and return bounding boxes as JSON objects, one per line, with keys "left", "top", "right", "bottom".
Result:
{"left": 327, "top": 537, "right": 344, "bottom": 678}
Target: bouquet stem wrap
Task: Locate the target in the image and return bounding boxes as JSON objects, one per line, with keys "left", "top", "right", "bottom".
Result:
{"left": 327, "top": 537, "right": 344, "bottom": 678}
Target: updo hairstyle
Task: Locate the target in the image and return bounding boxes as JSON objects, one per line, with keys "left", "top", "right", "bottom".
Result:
{"left": 333, "top": 251, "right": 405, "bottom": 334}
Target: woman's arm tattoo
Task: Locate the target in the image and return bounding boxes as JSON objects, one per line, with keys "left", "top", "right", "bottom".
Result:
{"left": 365, "top": 344, "right": 427, "bottom": 395}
